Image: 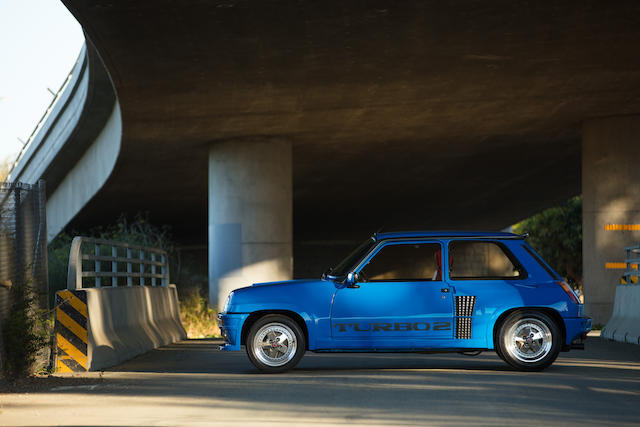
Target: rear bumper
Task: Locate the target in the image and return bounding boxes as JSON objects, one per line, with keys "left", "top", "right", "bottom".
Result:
{"left": 563, "top": 316, "right": 592, "bottom": 351}
{"left": 217, "top": 312, "right": 250, "bottom": 351}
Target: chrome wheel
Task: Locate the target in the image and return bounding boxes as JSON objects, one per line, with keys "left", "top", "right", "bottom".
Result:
{"left": 506, "top": 318, "right": 553, "bottom": 363}
{"left": 252, "top": 322, "right": 297, "bottom": 367}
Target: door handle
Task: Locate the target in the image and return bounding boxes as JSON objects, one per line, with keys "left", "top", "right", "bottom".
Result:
{"left": 440, "top": 288, "right": 450, "bottom": 293}
{"left": 347, "top": 283, "right": 360, "bottom": 288}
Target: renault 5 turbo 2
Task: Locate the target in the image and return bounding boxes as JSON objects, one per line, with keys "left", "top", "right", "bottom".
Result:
{"left": 218, "top": 231, "right": 591, "bottom": 373}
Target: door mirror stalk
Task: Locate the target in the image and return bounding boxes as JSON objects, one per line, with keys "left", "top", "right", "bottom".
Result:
{"left": 346, "top": 272, "right": 360, "bottom": 288}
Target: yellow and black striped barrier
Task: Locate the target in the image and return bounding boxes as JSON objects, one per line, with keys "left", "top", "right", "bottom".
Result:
{"left": 55, "top": 290, "right": 88, "bottom": 372}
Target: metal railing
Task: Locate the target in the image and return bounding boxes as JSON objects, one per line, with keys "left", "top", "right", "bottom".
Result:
{"left": 4, "top": 47, "right": 84, "bottom": 184}
{"left": 623, "top": 244, "right": 640, "bottom": 284}
{"left": 67, "top": 237, "right": 169, "bottom": 290}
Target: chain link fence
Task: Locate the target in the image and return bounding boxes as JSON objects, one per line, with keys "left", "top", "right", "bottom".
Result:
{"left": 0, "top": 180, "right": 48, "bottom": 370}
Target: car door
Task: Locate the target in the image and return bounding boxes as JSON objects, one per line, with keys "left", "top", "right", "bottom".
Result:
{"left": 445, "top": 239, "right": 528, "bottom": 347}
{"left": 330, "top": 240, "right": 453, "bottom": 347}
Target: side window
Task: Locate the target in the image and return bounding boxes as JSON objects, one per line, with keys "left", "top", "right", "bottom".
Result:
{"left": 359, "top": 243, "right": 442, "bottom": 281}
{"left": 449, "top": 241, "right": 524, "bottom": 280}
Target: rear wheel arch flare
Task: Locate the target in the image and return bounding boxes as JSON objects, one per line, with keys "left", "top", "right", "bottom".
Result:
{"left": 241, "top": 310, "right": 309, "bottom": 350}
{"left": 493, "top": 307, "right": 565, "bottom": 347}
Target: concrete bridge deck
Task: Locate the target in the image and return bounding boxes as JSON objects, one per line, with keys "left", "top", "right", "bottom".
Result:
{"left": 1, "top": 336, "right": 639, "bottom": 426}
{"left": 11, "top": 0, "right": 640, "bottom": 325}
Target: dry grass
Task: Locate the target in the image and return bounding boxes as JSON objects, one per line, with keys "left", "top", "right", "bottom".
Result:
{"left": 179, "top": 288, "right": 220, "bottom": 338}
{"left": 0, "top": 158, "right": 10, "bottom": 182}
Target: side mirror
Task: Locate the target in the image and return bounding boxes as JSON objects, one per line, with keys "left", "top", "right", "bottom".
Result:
{"left": 346, "top": 272, "right": 360, "bottom": 288}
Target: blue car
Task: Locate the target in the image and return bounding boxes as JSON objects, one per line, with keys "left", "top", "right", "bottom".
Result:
{"left": 218, "top": 231, "right": 591, "bottom": 373}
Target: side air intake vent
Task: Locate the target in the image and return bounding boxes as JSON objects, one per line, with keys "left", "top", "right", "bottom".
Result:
{"left": 455, "top": 295, "right": 477, "bottom": 339}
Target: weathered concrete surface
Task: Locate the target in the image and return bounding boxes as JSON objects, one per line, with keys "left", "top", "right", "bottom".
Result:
{"left": 58, "top": 1, "right": 640, "bottom": 257}
{"left": 602, "top": 285, "right": 640, "bottom": 344}
{"left": 7, "top": 42, "right": 120, "bottom": 242}
{"left": 46, "top": 102, "right": 121, "bottom": 241}
{"left": 2, "top": 337, "right": 639, "bottom": 426}
{"left": 208, "top": 140, "right": 293, "bottom": 305}
{"left": 582, "top": 116, "right": 640, "bottom": 324}
{"left": 85, "top": 285, "right": 186, "bottom": 370}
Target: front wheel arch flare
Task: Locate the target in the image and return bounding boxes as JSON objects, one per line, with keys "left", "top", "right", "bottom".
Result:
{"left": 493, "top": 307, "right": 565, "bottom": 349}
{"left": 241, "top": 310, "right": 309, "bottom": 350}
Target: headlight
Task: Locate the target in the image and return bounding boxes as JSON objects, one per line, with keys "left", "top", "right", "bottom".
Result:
{"left": 222, "top": 292, "right": 233, "bottom": 313}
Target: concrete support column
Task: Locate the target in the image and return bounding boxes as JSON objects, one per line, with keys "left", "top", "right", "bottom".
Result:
{"left": 582, "top": 116, "right": 640, "bottom": 325}
{"left": 208, "top": 139, "right": 292, "bottom": 307}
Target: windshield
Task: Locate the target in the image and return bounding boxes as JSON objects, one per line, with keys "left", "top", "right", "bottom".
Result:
{"left": 330, "top": 237, "right": 377, "bottom": 277}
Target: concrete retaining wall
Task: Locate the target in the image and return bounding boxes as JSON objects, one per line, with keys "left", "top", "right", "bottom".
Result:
{"left": 56, "top": 285, "right": 186, "bottom": 371}
{"left": 601, "top": 285, "right": 640, "bottom": 345}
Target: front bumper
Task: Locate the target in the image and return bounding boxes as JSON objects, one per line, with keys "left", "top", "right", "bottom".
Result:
{"left": 563, "top": 316, "right": 592, "bottom": 350}
{"left": 217, "top": 312, "right": 250, "bottom": 351}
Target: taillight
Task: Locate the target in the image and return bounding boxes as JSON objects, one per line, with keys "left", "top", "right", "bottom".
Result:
{"left": 557, "top": 281, "right": 580, "bottom": 304}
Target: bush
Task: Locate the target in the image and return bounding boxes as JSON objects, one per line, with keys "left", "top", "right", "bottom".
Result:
{"left": 2, "top": 279, "right": 49, "bottom": 378}
{"left": 47, "top": 232, "right": 74, "bottom": 308}
{"left": 179, "top": 288, "right": 220, "bottom": 338}
{"left": 513, "top": 196, "right": 582, "bottom": 291}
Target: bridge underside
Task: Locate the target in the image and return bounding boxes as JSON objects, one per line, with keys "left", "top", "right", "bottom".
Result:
{"left": 62, "top": 0, "right": 640, "bottom": 235}
{"left": 57, "top": 1, "right": 640, "bottom": 319}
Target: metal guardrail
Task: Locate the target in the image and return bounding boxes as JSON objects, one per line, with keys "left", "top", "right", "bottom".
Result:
{"left": 3, "top": 47, "right": 84, "bottom": 184}
{"left": 622, "top": 244, "right": 640, "bottom": 284}
{"left": 67, "top": 237, "right": 169, "bottom": 290}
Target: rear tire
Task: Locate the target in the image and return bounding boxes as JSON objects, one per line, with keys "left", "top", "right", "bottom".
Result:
{"left": 246, "top": 314, "right": 306, "bottom": 373}
{"left": 496, "top": 310, "right": 561, "bottom": 371}
{"left": 494, "top": 331, "right": 507, "bottom": 362}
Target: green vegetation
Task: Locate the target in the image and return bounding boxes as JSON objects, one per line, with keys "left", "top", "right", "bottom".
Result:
{"left": 513, "top": 196, "right": 582, "bottom": 291}
{"left": 1, "top": 278, "right": 50, "bottom": 379}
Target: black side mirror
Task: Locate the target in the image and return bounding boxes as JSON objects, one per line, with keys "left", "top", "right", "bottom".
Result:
{"left": 346, "top": 272, "right": 360, "bottom": 288}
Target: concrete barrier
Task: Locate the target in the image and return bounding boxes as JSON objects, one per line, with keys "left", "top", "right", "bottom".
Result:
{"left": 601, "top": 285, "right": 640, "bottom": 345}
{"left": 56, "top": 285, "right": 186, "bottom": 372}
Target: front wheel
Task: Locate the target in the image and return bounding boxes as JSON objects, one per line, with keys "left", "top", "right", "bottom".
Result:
{"left": 496, "top": 310, "right": 561, "bottom": 371}
{"left": 246, "top": 314, "right": 306, "bottom": 373}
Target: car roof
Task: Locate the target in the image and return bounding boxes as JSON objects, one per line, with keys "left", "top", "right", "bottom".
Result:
{"left": 375, "top": 231, "right": 523, "bottom": 240}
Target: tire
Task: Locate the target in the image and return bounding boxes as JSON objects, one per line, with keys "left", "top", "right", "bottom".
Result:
{"left": 246, "top": 314, "right": 306, "bottom": 373}
{"left": 496, "top": 310, "right": 561, "bottom": 371}
{"left": 493, "top": 331, "right": 507, "bottom": 362}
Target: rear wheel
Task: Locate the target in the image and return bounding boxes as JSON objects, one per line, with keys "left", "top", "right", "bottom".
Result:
{"left": 494, "top": 331, "right": 507, "bottom": 362}
{"left": 496, "top": 310, "right": 561, "bottom": 371}
{"left": 246, "top": 314, "right": 306, "bottom": 373}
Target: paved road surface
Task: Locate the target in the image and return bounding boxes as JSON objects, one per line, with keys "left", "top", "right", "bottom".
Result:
{"left": 1, "top": 336, "right": 639, "bottom": 426}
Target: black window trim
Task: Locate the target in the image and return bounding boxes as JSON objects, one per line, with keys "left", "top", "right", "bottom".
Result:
{"left": 447, "top": 240, "right": 528, "bottom": 281}
{"left": 365, "top": 278, "right": 441, "bottom": 283}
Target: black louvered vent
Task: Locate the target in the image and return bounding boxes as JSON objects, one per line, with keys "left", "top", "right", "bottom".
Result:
{"left": 455, "top": 295, "right": 477, "bottom": 339}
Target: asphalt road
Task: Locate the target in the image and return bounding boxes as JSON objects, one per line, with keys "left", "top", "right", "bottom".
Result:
{"left": 1, "top": 335, "right": 639, "bottom": 426}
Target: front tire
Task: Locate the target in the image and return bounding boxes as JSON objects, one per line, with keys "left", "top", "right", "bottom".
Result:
{"left": 246, "top": 314, "right": 306, "bottom": 373}
{"left": 496, "top": 310, "right": 561, "bottom": 371}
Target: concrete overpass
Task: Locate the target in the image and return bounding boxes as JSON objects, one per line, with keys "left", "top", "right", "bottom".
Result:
{"left": 11, "top": 0, "right": 640, "bottom": 324}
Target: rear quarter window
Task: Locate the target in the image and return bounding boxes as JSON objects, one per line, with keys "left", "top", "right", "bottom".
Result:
{"left": 449, "top": 240, "right": 527, "bottom": 280}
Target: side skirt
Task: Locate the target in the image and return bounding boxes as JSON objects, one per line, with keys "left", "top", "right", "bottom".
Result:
{"left": 311, "top": 348, "right": 489, "bottom": 354}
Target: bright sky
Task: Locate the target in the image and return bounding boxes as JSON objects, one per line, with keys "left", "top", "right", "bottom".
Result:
{"left": 0, "top": 0, "right": 84, "bottom": 163}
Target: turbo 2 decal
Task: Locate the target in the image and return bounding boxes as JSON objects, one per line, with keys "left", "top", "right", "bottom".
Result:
{"left": 333, "top": 321, "right": 451, "bottom": 332}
